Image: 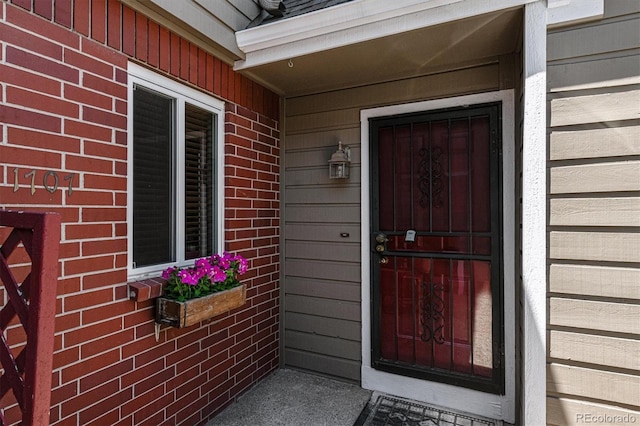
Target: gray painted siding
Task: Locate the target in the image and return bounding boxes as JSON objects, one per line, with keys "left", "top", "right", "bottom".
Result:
{"left": 282, "top": 58, "right": 516, "bottom": 382}
{"left": 546, "top": 1, "right": 640, "bottom": 424}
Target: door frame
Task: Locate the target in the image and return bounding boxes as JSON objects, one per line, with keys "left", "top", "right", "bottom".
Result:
{"left": 360, "top": 90, "right": 516, "bottom": 423}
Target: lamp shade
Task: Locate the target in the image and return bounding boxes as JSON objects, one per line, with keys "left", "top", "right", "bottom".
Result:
{"left": 328, "top": 141, "right": 351, "bottom": 179}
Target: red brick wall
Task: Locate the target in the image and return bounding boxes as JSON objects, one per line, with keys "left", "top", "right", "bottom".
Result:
{"left": 0, "top": 1, "right": 280, "bottom": 424}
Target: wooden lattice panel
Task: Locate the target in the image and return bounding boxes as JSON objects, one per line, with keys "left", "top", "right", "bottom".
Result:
{"left": 0, "top": 211, "right": 60, "bottom": 425}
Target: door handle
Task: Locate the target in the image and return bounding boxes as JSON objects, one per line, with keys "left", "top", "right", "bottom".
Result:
{"left": 374, "top": 233, "right": 388, "bottom": 254}
{"left": 375, "top": 233, "right": 388, "bottom": 243}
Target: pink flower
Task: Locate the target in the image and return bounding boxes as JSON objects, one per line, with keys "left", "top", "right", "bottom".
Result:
{"left": 235, "top": 256, "right": 248, "bottom": 274}
{"left": 219, "top": 255, "right": 231, "bottom": 270}
{"left": 179, "top": 269, "right": 198, "bottom": 285}
{"left": 162, "top": 252, "right": 248, "bottom": 301}
{"left": 162, "top": 266, "right": 177, "bottom": 280}
{"left": 195, "top": 258, "right": 211, "bottom": 272}
{"left": 210, "top": 266, "right": 227, "bottom": 282}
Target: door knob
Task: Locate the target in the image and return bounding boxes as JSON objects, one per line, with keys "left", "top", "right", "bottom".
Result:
{"left": 376, "top": 233, "right": 388, "bottom": 243}
{"left": 375, "top": 244, "right": 385, "bottom": 253}
{"left": 379, "top": 256, "right": 389, "bottom": 264}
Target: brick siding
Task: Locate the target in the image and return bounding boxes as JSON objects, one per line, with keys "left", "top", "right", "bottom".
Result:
{"left": 0, "top": 1, "right": 280, "bottom": 424}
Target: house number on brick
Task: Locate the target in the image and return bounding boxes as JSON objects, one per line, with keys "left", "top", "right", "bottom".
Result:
{"left": 13, "top": 168, "right": 75, "bottom": 196}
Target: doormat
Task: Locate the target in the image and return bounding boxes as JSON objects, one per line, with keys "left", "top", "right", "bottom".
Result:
{"left": 353, "top": 395, "right": 497, "bottom": 426}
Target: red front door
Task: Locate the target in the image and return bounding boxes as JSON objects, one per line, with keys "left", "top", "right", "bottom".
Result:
{"left": 370, "top": 103, "right": 504, "bottom": 394}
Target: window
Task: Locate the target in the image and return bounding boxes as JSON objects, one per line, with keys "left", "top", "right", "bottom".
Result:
{"left": 127, "top": 63, "right": 224, "bottom": 279}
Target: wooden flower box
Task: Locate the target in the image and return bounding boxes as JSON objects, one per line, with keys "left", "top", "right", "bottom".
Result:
{"left": 155, "top": 284, "right": 246, "bottom": 328}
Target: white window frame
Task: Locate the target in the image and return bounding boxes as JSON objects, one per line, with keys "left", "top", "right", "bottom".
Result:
{"left": 127, "top": 62, "right": 225, "bottom": 280}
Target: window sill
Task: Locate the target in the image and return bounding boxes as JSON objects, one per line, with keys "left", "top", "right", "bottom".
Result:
{"left": 128, "top": 277, "right": 166, "bottom": 302}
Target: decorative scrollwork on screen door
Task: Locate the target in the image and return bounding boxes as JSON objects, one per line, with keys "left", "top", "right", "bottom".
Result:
{"left": 418, "top": 147, "right": 443, "bottom": 209}
{"left": 420, "top": 280, "right": 445, "bottom": 344}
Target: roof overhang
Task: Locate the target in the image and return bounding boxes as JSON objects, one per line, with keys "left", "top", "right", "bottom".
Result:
{"left": 235, "top": 0, "right": 602, "bottom": 72}
{"left": 235, "top": 0, "right": 533, "bottom": 71}
{"left": 233, "top": 0, "right": 602, "bottom": 96}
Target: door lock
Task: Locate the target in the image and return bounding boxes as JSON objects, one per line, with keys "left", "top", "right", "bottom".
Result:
{"left": 374, "top": 233, "right": 388, "bottom": 258}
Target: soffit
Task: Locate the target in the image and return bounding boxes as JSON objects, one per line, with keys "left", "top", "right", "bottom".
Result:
{"left": 241, "top": 7, "right": 523, "bottom": 97}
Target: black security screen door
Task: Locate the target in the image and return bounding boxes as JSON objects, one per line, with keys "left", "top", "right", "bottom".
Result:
{"left": 370, "top": 103, "right": 504, "bottom": 394}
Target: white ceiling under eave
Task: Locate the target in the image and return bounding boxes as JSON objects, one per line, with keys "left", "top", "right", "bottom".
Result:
{"left": 233, "top": 0, "right": 604, "bottom": 97}
{"left": 233, "top": 0, "right": 535, "bottom": 96}
{"left": 237, "top": 7, "right": 524, "bottom": 97}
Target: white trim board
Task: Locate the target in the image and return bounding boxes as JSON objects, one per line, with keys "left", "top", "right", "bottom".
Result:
{"left": 360, "top": 90, "right": 516, "bottom": 424}
{"left": 521, "top": 3, "right": 547, "bottom": 425}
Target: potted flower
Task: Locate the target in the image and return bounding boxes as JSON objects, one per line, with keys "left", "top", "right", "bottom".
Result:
{"left": 155, "top": 252, "right": 248, "bottom": 328}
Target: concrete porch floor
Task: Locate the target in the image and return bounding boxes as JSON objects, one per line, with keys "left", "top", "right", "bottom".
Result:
{"left": 209, "top": 368, "right": 505, "bottom": 426}
{"left": 209, "top": 368, "right": 372, "bottom": 425}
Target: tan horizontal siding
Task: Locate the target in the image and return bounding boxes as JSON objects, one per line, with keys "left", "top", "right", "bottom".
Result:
{"left": 285, "top": 277, "right": 361, "bottom": 302}
{"left": 284, "top": 349, "right": 361, "bottom": 381}
{"left": 550, "top": 231, "right": 640, "bottom": 263}
{"left": 550, "top": 90, "right": 640, "bottom": 127}
{"left": 286, "top": 187, "right": 361, "bottom": 204}
{"left": 550, "top": 126, "right": 640, "bottom": 160}
{"left": 285, "top": 205, "right": 361, "bottom": 223}
{"left": 547, "top": 397, "right": 640, "bottom": 426}
{"left": 285, "top": 63, "right": 501, "bottom": 116}
{"left": 282, "top": 59, "right": 504, "bottom": 381}
{"left": 284, "top": 128, "right": 361, "bottom": 150}
{"left": 550, "top": 197, "right": 640, "bottom": 227}
{"left": 546, "top": 2, "right": 640, "bottom": 419}
{"left": 286, "top": 167, "right": 363, "bottom": 185}
{"left": 549, "top": 264, "right": 640, "bottom": 299}
{"left": 285, "top": 312, "right": 361, "bottom": 341}
{"left": 285, "top": 294, "right": 361, "bottom": 322}
{"left": 549, "top": 330, "right": 640, "bottom": 370}
{"left": 548, "top": 54, "right": 640, "bottom": 92}
{"left": 287, "top": 109, "right": 361, "bottom": 134}
{"left": 550, "top": 161, "right": 640, "bottom": 194}
{"left": 549, "top": 298, "right": 640, "bottom": 334}
{"left": 547, "top": 363, "right": 640, "bottom": 407}
{"left": 548, "top": 17, "right": 640, "bottom": 61}
{"left": 286, "top": 259, "right": 360, "bottom": 282}
{"left": 285, "top": 224, "right": 361, "bottom": 243}
{"left": 285, "top": 241, "right": 360, "bottom": 263}
{"left": 604, "top": 1, "right": 640, "bottom": 18}
{"left": 286, "top": 146, "right": 360, "bottom": 169}
{"left": 285, "top": 330, "right": 360, "bottom": 360}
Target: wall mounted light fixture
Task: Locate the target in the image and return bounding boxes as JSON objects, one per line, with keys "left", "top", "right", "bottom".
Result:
{"left": 328, "top": 141, "right": 351, "bottom": 179}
